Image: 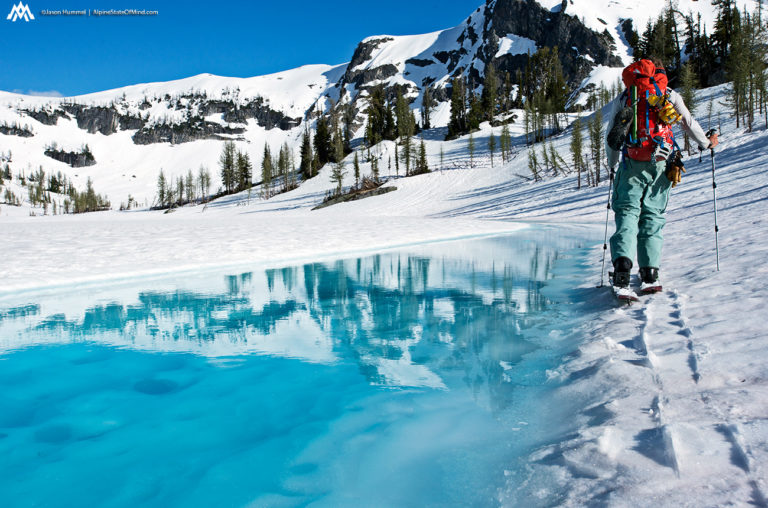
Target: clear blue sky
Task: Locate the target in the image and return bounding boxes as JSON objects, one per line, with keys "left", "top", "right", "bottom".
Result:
{"left": 1, "top": 0, "right": 483, "bottom": 96}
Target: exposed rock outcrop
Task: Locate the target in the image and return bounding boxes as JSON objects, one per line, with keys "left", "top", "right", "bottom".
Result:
{"left": 486, "top": 0, "right": 622, "bottom": 85}
{"left": 344, "top": 37, "right": 401, "bottom": 88}
{"left": 220, "top": 98, "right": 301, "bottom": 130}
{"left": 24, "top": 97, "right": 300, "bottom": 145}
{"left": 132, "top": 120, "right": 246, "bottom": 145}
{"left": 23, "top": 109, "right": 69, "bottom": 126}
{"left": 61, "top": 105, "right": 120, "bottom": 135}
{"left": 44, "top": 147, "right": 96, "bottom": 167}
{"left": 0, "top": 123, "right": 34, "bottom": 137}
{"left": 118, "top": 114, "right": 145, "bottom": 130}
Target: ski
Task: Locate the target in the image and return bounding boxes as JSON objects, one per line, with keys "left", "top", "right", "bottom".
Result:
{"left": 607, "top": 271, "right": 640, "bottom": 305}
{"left": 639, "top": 283, "right": 663, "bottom": 295}
{"left": 613, "top": 286, "right": 640, "bottom": 305}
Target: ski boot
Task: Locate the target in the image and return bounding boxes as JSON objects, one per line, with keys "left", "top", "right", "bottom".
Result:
{"left": 610, "top": 257, "right": 639, "bottom": 303}
{"left": 639, "top": 267, "right": 662, "bottom": 294}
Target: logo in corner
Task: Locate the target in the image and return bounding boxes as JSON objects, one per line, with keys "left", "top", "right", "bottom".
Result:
{"left": 7, "top": 2, "right": 34, "bottom": 21}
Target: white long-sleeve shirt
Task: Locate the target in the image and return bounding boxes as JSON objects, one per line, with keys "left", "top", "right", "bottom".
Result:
{"left": 605, "top": 88, "right": 711, "bottom": 167}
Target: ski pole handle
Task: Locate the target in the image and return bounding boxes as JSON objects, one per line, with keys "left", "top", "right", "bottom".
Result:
{"left": 705, "top": 129, "right": 719, "bottom": 152}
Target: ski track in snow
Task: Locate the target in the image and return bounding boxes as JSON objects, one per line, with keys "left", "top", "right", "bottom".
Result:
{"left": 2, "top": 82, "right": 768, "bottom": 505}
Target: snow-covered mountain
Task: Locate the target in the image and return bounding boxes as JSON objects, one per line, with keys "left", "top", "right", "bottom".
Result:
{"left": 0, "top": 0, "right": 744, "bottom": 207}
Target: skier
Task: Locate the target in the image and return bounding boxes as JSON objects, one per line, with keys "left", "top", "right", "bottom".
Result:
{"left": 606, "top": 58, "right": 718, "bottom": 298}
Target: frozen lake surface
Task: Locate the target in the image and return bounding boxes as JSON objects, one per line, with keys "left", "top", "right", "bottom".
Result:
{"left": 0, "top": 227, "right": 599, "bottom": 507}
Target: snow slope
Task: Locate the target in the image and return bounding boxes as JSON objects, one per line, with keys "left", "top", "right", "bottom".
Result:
{"left": 3, "top": 82, "right": 768, "bottom": 504}
{"left": 0, "top": 65, "right": 347, "bottom": 208}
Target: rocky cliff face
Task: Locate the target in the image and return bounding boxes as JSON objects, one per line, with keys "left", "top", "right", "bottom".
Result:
{"left": 486, "top": 0, "right": 622, "bottom": 84}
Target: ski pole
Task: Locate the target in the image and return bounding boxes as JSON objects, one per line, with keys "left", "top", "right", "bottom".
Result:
{"left": 599, "top": 164, "right": 617, "bottom": 287}
{"left": 705, "top": 128, "right": 720, "bottom": 271}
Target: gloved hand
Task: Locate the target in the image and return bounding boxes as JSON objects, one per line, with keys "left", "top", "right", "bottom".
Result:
{"left": 705, "top": 129, "right": 720, "bottom": 149}
{"left": 666, "top": 153, "right": 686, "bottom": 188}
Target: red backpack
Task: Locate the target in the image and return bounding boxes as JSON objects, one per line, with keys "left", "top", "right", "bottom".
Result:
{"left": 621, "top": 60, "right": 674, "bottom": 161}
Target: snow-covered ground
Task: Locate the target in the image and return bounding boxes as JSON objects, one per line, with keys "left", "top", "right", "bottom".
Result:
{"left": 2, "top": 83, "right": 767, "bottom": 504}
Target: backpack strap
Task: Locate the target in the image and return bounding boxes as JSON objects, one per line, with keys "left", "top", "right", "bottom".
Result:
{"left": 645, "top": 90, "right": 651, "bottom": 138}
{"left": 649, "top": 76, "right": 664, "bottom": 97}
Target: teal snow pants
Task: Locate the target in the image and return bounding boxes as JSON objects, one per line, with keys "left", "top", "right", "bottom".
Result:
{"left": 610, "top": 157, "right": 672, "bottom": 269}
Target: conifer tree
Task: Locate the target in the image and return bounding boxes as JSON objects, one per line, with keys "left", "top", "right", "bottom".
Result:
{"left": 353, "top": 151, "right": 360, "bottom": 189}
{"left": 402, "top": 136, "right": 413, "bottom": 176}
{"left": 157, "top": 169, "right": 167, "bottom": 208}
{"left": 198, "top": 165, "right": 211, "bottom": 202}
{"left": 219, "top": 141, "right": 236, "bottom": 193}
{"left": 185, "top": 170, "right": 195, "bottom": 203}
{"left": 540, "top": 143, "right": 550, "bottom": 175}
{"left": 315, "top": 115, "right": 332, "bottom": 166}
{"left": 384, "top": 100, "right": 396, "bottom": 141}
{"left": 467, "top": 93, "right": 483, "bottom": 131}
{"left": 330, "top": 125, "right": 346, "bottom": 164}
{"left": 528, "top": 148, "right": 540, "bottom": 182}
{"left": 416, "top": 139, "right": 429, "bottom": 174}
{"left": 261, "top": 144, "right": 273, "bottom": 198}
{"left": 313, "top": 151, "right": 320, "bottom": 177}
{"left": 330, "top": 129, "right": 346, "bottom": 195}
{"left": 176, "top": 176, "right": 184, "bottom": 205}
{"left": 278, "top": 143, "right": 290, "bottom": 193}
{"left": 482, "top": 63, "right": 499, "bottom": 121}
{"left": 394, "top": 145, "right": 400, "bottom": 176}
{"left": 342, "top": 104, "right": 355, "bottom": 154}
{"left": 366, "top": 86, "right": 387, "bottom": 145}
{"left": 468, "top": 133, "right": 476, "bottom": 168}
{"left": 395, "top": 86, "right": 411, "bottom": 140}
{"left": 523, "top": 105, "right": 531, "bottom": 145}
{"left": 489, "top": 131, "right": 496, "bottom": 168}
{"left": 502, "top": 71, "right": 513, "bottom": 112}
{"left": 422, "top": 86, "right": 433, "bottom": 130}
{"left": 371, "top": 156, "right": 380, "bottom": 182}
{"left": 447, "top": 77, "right": 467, "bottom": 139}
{"left": 570, "top": 117, "right": 585, "bottom": 189}
{"left": 588, "top": 110, "right": 604, "bottom": 184}
{"left": 713, "top": 0, "right": 736, "bottom": 60}
{"left": 236, "top": 151, "right": 253, "bottom": 192}
{"left": 300, "top": 129, "right": 314, "bottom": 180}
{"left": 500, "top": 124, "right": 511, "bottom": 163}
{"left": 549, "top": 142, "right": 566, "bottom": 176}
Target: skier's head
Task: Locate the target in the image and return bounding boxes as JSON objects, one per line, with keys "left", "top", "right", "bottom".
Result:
{"left": 649, "top": 56, "right": 665, "bottom": 71}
